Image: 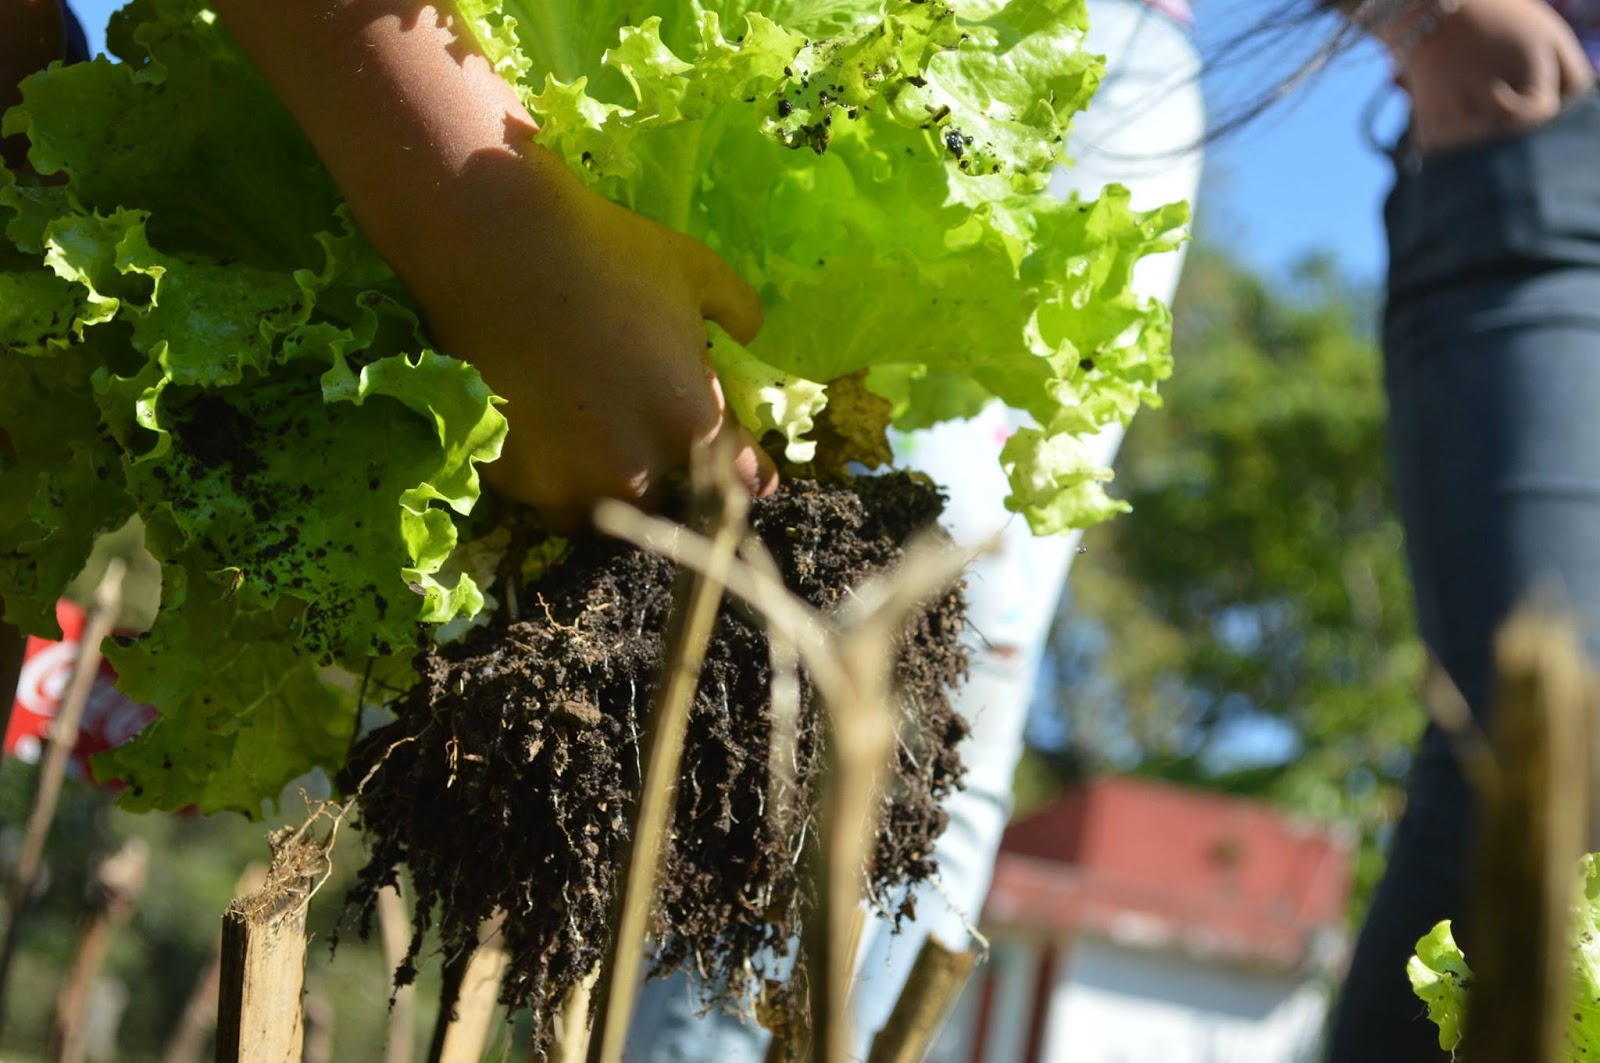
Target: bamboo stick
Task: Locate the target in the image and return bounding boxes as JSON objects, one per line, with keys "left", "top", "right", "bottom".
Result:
{"left": 216, "top": 828, "right": 326, "bottom": 1063}
{"left": 1460, "top": 604, "right": 1597, "bottom": 1063}
{"left": 51, "top": 836, "right": 150, "bottom": 1063}
{"left": 0, "top": 559, "right": 125, "bottom": 1035}
{"left": 586, "top": 445, "right": 749, "bottom": 1063}
{"left": 429, "top": 911, "right": 508, "bottom": 1063}
{"left": 553, "top": 966, "right": 599, "bottom": 1063}
{"left": 377, "top": 884, "right": 417, "bottom": 1063}
{"left": 864, "top": 937, "right": 975, "bottom": 1063}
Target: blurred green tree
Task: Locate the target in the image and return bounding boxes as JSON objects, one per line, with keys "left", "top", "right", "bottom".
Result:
{"left": 1022, "top": 246, "right": 1428, "bottom": 907}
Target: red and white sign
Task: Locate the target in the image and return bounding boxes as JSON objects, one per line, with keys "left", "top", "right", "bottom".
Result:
{"left": 5, "top": 600, "right": 156, "bottom": 782}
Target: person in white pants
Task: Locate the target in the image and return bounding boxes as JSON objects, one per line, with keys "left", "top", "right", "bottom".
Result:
{"left": 628, "top": 2, "right": 1204, "bottom": 1056}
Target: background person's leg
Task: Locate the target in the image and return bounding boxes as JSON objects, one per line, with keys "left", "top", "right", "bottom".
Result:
{"left": 1327, "top": 93, "right": 1600, "bottom": 1061}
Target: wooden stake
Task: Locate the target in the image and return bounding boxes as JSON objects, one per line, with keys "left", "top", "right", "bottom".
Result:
{"left": 587, "top": 445, "right": 749, "bottom": 1063}
{"left": 1460, "top": 603, "right": 1597, "bottom": 1063}
{"left": 0, "top": 559, "right": 125, "bottom": 1035}
{"left": 596, "top": 504, "right": 986, "bottom": 1063}
{"left": 162, "top": 864, "right": 268, "bottom": 1063}
{"left": 216, "top": 829, "right": 325, "bottom": 1063}
{"left": 865, "top": 938, "right": 975, "bottom": 1063}
{"left": 553, "top": 966, "right": 599, "bottom": 1063}
{"left": 376, "top": 884, "right": 417, "bottom": 1063}
{"left": 430, "top": 912, "right": 508, "bottom": 1063}
{"left": 51, "top": 836, "right": 150, "bottom": 1063}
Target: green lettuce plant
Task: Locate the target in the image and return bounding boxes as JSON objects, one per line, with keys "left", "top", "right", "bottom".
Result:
{"left": 0, "top": 0, "right": 1185, "bottom": 814}
{"left": 1409, "top": 853, "right": 1600, "bottom": 1057}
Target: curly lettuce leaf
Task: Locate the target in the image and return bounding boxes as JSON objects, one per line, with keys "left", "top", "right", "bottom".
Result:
{"left": 709, "top": 323, "right": 826, "bottom": 462}
{"left": 1409, "top": 854, "right": 1600, "bottom": 1057}
{"left": 1407, "top": 921, "right": 1471, "bottom": 1053}
{"left": 94, "top": 563, "right": 352, "bottom": 816}
{"left": 494, "top": 0, "right": 1185, "bottom": 531}
{"left": 3, "top": 0, "right": 1182, "bottom": 812}
{"left": 1575, "top": 854, "right": 1600, "bottom": 1059}
{"left": 2, "top": 0, "right": 503, "bottom": 813}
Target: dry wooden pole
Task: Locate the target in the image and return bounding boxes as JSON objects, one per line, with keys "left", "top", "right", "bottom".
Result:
{"left": 553, "top": 967, "right": 599, "bottom": 1063}
{"left": 216, "top": 828, "right": 325, "bottom": 1063}
{"left": 596, "top": 504, "right": 986, "bottom": 1063}
{"left": 431, "top": 914, "right": 509, "bottom": 1063}
{"left": 50, "top": 836, "right": 150, "bottom": 1063}
{"left": 801, "top": 636, "right": 897, "bottom": 1063}
{"left": 0, "top": 559, "right": 125, "bottom": 1035}
{"left": 1459, "top": 604, "right": 1597, "bottom": 1063}
{"left": 586, "top": 447, "right": 749, "bottom": 1063}
{"left": 864, "top": 937, "right": 975, "bottom": 1063}
{"left": 161, "top": 864, "right": 268, "bottom": 1063}
{"left": 377, "top": 884, "right": 417, "bottom": 1063}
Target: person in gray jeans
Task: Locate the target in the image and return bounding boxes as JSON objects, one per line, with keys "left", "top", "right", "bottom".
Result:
{"left": 1328, "top": 0, "right": 1599, "bottom": 1056}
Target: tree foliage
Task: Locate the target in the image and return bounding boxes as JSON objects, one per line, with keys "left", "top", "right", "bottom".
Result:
{"left": 1026, "top": 246, "right": 1427, "bottom": 903}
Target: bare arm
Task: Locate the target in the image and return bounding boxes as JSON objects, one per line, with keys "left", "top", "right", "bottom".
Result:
{"left": 211, "top": 1, "right": 775, "bottom": 529}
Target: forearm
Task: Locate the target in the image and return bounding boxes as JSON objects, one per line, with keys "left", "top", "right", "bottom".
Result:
{"left": 210, "top": 0, "right": 560, "bottom": 288}
{"left": 213, "top": 0, "right": 772, "bottom": 523}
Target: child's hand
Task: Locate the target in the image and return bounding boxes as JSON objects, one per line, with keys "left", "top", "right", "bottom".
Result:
{"left": 211, "top": 0, "right": 776, "bottom": 531}
{"left": 400, "top": 147, "right": 776, "bottom": 531}
{"left": 1392, "top": 0, "right": 1595, "bottom": 155}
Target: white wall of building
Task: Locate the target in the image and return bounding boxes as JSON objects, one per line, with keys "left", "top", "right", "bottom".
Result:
{"left": 1043, "top": 936, "right": 1328, "bottom": 1063}
{"left": 930, "top": 934, "right": 1330, "bottom": 1063}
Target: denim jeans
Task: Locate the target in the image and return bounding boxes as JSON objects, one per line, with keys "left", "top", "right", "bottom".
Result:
{"left": 1326, "top": 91, "right": 1600, "bottom": 1061}
{"left": 625, "top": 3, "right": 1205, "bottom": 1058}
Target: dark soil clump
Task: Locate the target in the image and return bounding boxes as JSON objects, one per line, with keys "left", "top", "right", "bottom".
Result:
{"left": 342, "top": 474, "right": 968, "bottom": 1049}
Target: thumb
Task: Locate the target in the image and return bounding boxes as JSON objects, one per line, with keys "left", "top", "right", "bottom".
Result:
{"left": 686, "top": 238, "right": 765, "bottom": 346}
{"left": 713, "top": 415, "right": 779, "bottom": 500}
{"left": 1555, "top": 34, "right": 1597, "bottom": 98}
{"left": 1489, "top": 74, "right": 1560, "bottom": 125}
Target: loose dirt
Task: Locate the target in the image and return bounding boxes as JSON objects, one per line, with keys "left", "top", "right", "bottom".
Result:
{"left": 341, "top": 474, "right": 969, "bottom": 1048}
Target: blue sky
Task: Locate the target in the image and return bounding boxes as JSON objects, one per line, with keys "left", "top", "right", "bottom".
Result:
{"left": 1193, "top": 0, "right": 1401, "bottom": 284}
{"left": 66, "top": 0, "right": 1402, "bottom": 283}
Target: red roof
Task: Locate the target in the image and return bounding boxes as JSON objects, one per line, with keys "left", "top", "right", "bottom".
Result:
{"left": 982, "top": 776, "right": 1354, "bottom": 971}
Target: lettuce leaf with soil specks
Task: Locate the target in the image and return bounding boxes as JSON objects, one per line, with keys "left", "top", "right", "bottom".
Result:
{"left": 1, "top": 0, "right": 1182, "bottom": 813}
{"left": 1409, "top": 853, "right": 1600, "bottom": 1058}
{"left": 1, "top": 0, "right": 504, "bottom": 813}
{"left": 494, "top": 0, "right": 1186, "bottom": 533}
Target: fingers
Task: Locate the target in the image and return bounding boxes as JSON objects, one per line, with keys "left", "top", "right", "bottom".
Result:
{"left": 717, "top": 418, "right": 781, "bottom": 500}
{"left": 1555, "top": 32, "right": 1597, "bottom": 97}
{"left": 685, "top": 238, "right": 765, "bottom": 346}
{"left": 1489, "top": 76, "right": 1560, "bottom": 126}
